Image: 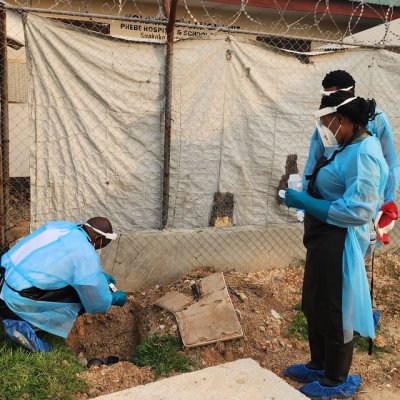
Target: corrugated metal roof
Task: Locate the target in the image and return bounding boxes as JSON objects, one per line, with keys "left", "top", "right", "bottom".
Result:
{"left": 352, "top": 0, "right": 400, "bottom": 7}
{"left": 314, "top": 17, "right": 400, "bottom": 49}
{"left": 343, "top": 17, "right": 400, "bottom": 45}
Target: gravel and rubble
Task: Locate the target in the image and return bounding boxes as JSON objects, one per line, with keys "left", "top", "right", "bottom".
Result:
{"left": 70, "top": 253, "right": 400, "bottom": 399}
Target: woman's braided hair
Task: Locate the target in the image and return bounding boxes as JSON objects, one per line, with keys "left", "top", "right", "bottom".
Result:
{"left": 320, "top": 91, "right": 376, "bottom": 129}
{"left": 322, "top": 70, "right": 356, "bottom": 91}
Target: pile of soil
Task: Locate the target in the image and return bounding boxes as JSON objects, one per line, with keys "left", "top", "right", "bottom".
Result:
{"left": 75, "top": 362, "right": 154, "bottom": 399}
{"left": 67, "top": 301, "right": 141, "bottom": 362}
{"left": 68, "top": 253, "right": 400, "bottom": 399}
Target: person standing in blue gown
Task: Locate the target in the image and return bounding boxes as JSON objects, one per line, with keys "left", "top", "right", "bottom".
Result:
{"left": 283, "top": 92, "right": 388, "bottom": 399}
{"left": 303, "top": 70, "right": 399, "bottom": 329}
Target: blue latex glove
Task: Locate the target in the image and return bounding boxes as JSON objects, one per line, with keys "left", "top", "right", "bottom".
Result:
{"left": 103, "top": 272, "right": 116, "bottom": 285}
{"left": 111, "top": 291, "right": 127, "bottom": 307}
{"left": 285, "top": 189, "right": 331, "bottom": 222}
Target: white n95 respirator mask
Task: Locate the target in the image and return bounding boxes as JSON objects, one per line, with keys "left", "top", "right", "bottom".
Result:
{"left": 313, "top": 97, "right": 356, "bottom": 156}
{"left": 315, "top": 116, "right": 340, "bottom": 156}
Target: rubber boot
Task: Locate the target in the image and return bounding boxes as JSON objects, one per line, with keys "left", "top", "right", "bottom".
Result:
{"left": 320, "top": 339, "right": 353, "bottom": 387}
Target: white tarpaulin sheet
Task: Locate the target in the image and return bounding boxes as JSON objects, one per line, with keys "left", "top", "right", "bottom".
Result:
{"left": 169, "top": 39, "right": 400, "bottom": 227}
{"left": 25, "top": 15, "right": 400, "bottom": 231}
{"left": 25, "top": 14, "right": 164, "bottom": 231}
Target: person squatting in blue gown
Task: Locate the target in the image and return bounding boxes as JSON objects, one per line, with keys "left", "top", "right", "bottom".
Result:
{"left": 0, "top": 216, "right": 127, "bottom": 352}
{"left": 284, "top": 91, "right": 389, "bottom": 399}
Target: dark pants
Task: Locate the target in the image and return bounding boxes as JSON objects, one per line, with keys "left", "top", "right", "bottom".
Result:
{"left": 303, "top": 213, "right": 354, "bottom": 386}
{"left": 0, "top": 266, "right": 19, "bottom": 320}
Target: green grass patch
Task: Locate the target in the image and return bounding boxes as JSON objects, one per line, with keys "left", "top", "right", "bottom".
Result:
{"left": 288, "top": 306, "right": 308, "bottom": 340}
{"left": 353, "top": 332, "right": 372, "bottom": 352}
{"left": 132, "top": 334, "right": 194, "bottom": 377}
{"left": 0, "top": 326, "right": 88, "bottom": 400}
{"left": 353, "top": 330, "right": 391, "bottom": 354}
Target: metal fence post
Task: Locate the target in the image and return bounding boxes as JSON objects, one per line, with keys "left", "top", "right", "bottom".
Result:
{"left": 0, "top": 5, "right": 9, "bottom": 249}
{"left": 161, "top": 0, "right": 178, "bottom": 229}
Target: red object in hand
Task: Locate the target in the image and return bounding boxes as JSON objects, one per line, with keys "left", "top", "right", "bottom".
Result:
{"left": 375, "top": 201, "right": 399, "bottom": 245}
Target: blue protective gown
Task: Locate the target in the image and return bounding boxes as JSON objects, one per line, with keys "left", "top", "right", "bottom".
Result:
{"left": 312, "top": 136, "right": 388, "bottom": 338}
{"left": 0, "top": 222, "right": 112, "bottom": 337}
{"left": 303, "top": 109, "right": 400, "bottom": 203}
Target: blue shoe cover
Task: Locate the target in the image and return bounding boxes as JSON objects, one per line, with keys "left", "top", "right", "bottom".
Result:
{"left": 373, "top": 310, "right": 381, "bottom": 330}
{"left": 299, "top": 375, "right": 362, "bottom": 399}
{"left": 284, "top": 363, "right": 325, "bottom": 383}
{"left": 3, "top": 319, "right": 52, "bottom": 352}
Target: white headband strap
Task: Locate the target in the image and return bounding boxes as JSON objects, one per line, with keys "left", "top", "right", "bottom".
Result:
{"left": 84, "top": 223, "right": 117, "bottom": 240}
{"left": 320, "top": 86, "right": 354, "bottom": 96}
{"left": 314, "top": 97, "right": 357, "bottom": 119}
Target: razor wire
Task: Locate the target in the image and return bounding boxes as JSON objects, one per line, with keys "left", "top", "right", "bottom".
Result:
{"left": 1, "top": 0, "right": 400, "bottom": 279}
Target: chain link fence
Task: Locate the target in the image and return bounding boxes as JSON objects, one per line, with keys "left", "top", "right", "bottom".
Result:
{"left": 1, "top": 0, "right": 400, "bottom": 286}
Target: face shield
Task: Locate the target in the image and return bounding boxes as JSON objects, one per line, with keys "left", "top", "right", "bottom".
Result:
{"left": 319, "top": 86, "right": 354, "bottom": 96}
{"left": 83, "top": 223, "right": 118, "bottom": 241}
{"left": 314, "top": 97, "right": 356, "bottom": 155}
{"left": 83, "top": 223, "right": 118, "bottom": 256}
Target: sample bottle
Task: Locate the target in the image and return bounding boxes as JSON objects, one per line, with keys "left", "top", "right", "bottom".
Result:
{"left": 288, "top": 174, "right": 302, "bottom": 192}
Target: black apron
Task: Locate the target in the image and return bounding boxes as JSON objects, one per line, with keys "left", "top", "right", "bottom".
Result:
{"left": 0, "top": 266, "right": 82, "bottom": 320}
{"left": 302, "top": 155, "right": 347, "bottom": 343}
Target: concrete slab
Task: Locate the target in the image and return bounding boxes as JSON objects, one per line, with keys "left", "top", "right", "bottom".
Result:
{"left": 93, "top": 358, "right": 307, "bottom": 400}
{"left": 175, "top": 273, "right": 243, "bottom": 347}
{"left": 154, "top": 291, "right": 192, "bottom": 313}
{"left": 154, "top": 273, "right": 243, "bottom": 347}
{"left": 154, "top": 272, "right": 243, "bottom": 347}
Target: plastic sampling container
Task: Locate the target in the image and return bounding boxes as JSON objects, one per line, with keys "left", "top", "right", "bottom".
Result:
{"left": 288, "top": 174, "right": 302, "bottom": 192}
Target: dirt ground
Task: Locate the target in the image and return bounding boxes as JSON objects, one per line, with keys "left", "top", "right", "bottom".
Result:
{"left": 66, "top": 251, "right": 400, "bottom": 399}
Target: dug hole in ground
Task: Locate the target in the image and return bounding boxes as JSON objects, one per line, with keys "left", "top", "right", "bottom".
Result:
{"left": 66, "top": 254, "right": 400, "bottom": 400}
